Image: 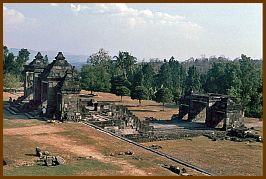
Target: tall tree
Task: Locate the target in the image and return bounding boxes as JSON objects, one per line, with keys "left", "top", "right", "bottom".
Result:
{"left": 185, "top": 65, "right": 201, "bottom": 93}
{"left": 239, "top": 54, "right": 262, "bottom": 117}
{"left": 157, "top": 62, "right": 172, "bottom": 89}
{"left": 131, "top": 86, "right": 148, "bottom": 105}
{"left": 87, "top": 48, "right": 113, "bottom": 73}
{"left": 114, "top": 51, "right": 137, "bottom": 78}
{"left": 80, "top": 65, "right": 111, "bottom": 93}
{"left": 155, "top": 87, "right": 173, "bottom": 110}
{"left": 44, "top": 55, "right": 49, "bottom": 65}
{"left": 116, "top": 86, "right": 130, "bottom": 102}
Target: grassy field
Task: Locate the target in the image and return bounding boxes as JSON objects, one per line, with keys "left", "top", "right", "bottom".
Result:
{"left": 3, "top": 91, "right": 263, "bottom": 176}
{"left": 141, "top": 136, "right": 263, "bottom": 176}
{"left": 3, "top": 115, "right": 196, "bottom": 176}
{"left": 81, "top": 90, "right": 178, "bottom": 121}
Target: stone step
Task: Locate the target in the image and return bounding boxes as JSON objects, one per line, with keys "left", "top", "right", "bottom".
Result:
{"left": 24, "top": 112, "right": 35, "bottom": 119}
{"left": 5, "top": 106, "right": 18, "bottom": 115}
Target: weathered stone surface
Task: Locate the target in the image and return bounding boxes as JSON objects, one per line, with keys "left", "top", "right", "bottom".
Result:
{"left": 181, "top": 173, "right": 190, "bottom": 176}
{"left": 125, "top": 150, "right": 134, "bottom": 155}
{"left": 178, "top": 93, "right": 243, "bottom": 130}
{"left": 55, "top": 156, "right": 65, "bottom": 165}
{"left": 169, "top": 165, "right": 180, "bottom": 174}
{"left": 36, "top": 147, "right": 41, "bottom": 156}
{"left": 45, "top": 156, "right": 53, "bottom": 166}
{"left": 181, "top": 168, "right": 187, "bottom": 173}
{"left": 43, "top": 151, "right": 50, "bottom": 156}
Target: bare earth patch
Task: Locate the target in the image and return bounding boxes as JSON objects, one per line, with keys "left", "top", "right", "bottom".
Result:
{"left": 4, "top": 124, "right": 65, "bottom": 136}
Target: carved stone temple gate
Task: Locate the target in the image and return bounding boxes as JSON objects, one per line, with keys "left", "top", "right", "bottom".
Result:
{"left": 178, "top": 93, "right": 243, "bottom": 130}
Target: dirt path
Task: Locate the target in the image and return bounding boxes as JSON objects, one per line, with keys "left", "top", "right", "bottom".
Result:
{"left": 4, "top": 124, "right": 148, "bottom": 176}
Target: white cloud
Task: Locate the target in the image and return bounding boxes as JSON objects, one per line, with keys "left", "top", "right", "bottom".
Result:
{"left": 70, "top": 3, "right": 89, "bottom": 12}
{"left": 4, "top": 5, "right": 37, "bottom": 31}
{"left": 3, "top": 5, "right": 26, "bottom": 26}
{"left": 50, "top": 3, "right": 59, "bottom": 7}
{"left": 69, "top": 3, "right": 202, "bottom": 29}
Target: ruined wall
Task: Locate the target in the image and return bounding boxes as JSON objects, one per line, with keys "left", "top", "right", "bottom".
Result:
{"left": 178, "top": 94, "right": 243, "bottom": 130}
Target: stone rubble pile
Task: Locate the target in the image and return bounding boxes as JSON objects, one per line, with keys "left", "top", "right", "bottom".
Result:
{"left": 35, "top": 147, "right": 65, "bottom": 166}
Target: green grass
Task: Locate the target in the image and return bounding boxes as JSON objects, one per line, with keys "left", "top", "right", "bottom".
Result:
{"left": 4, "top": 158, "right": 121, "bottom": 176}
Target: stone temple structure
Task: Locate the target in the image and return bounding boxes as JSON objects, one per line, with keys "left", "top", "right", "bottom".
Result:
{"left": 23, "top": 52, "right": 81, "bottom": 119}
{"left": 177, "top": 93, "right": 243, "bottom": 130}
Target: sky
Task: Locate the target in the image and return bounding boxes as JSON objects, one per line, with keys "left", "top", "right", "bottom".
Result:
{"left": 3, "top": 3, "right": 262, "bottom": 61}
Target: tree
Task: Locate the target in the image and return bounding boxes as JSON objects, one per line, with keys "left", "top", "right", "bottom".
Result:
{"left": 155, "top": 88, "right": 173, "bottom": 110}
{"left": 142, "top": 63, "right": 155, "bottom": 89}
{"left": 111, "top": 75, "right": 131, "bottom": 94}
{"left": 80, "top": 65, "right": 111, "bottom": 93}
{"left": 4, "top": 73, "right": 20, "bottom": 89}
{"left": 116, "top": 86, "right": 130, "bottom": 102}
{"left": 204, "top": 62, "right": 226, "bottom": 94}
{"left": 17, "top": 49, "right": 30, "bottom": 69}
{"left": 172, "top": 87, "right": 181, "bottom": 105}
{"left": 87, "top": 48, "right": 114, "bottom": 75}
{"left": 80, "top": 65, "right": 96, "bottom": 94}
{"left": 44, "top": 55, "right": 49, "bottom": 65}
{"left": 157, "top": 62, "right": 172, "bottom": 89}
{"left": 185, "top": 65, "right": 201, "bottom": 93}
{"left": 238, "top": 55, "right": 262, "bottom": 117}
{"left": 131, "top": 68, "right": 143, "bottom": 87}
{"left": 4, "top": 52, "right": 16, "bottom": 74}
{"left": 114, "top": 51, "right": 137, "bottom": 78}
{"left": 131, "top": 86, "right": 148, "bottom": 105}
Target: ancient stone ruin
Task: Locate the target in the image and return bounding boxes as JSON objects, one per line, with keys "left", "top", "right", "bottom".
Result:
{"left": 177, "top": 93, "right": 243, "bottom": 130}
{"left": 16, "top": 52, "right": 81, "bottom": 120}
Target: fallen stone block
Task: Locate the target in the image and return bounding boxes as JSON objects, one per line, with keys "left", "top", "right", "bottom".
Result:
{"left": 42, "top": 151, "right": 50, "bottom": 156}
{"left": 125, "top": 151, "right": 134, "bottom": 155}
{"left": 181, "top": 173, "right": 191, "bottom": 176}
{"left": 45, "top": 156, "right": 53, "bottom": 166}
{"left": 181, "top": 168, "right": 187, "bottom": 173}
{"left": 169, "top": 165, "right": 180, "bottom": 174}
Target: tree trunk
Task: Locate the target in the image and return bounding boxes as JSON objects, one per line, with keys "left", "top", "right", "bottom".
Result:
{"left": 139, "top": 99, "right": 141, "bottom": 105}
{"left": 163, "top": 102, "right": 165, "bottom": 111}
{"left": 121, "top": 96, "right": 123, "bottom": 102}
{"left": 91, "top": 90, "right": 93, "bottom": 94}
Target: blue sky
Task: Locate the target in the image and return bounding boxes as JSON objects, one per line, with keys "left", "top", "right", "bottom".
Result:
{"left": 3, "top": 3, "right": 262, "bottom": 61}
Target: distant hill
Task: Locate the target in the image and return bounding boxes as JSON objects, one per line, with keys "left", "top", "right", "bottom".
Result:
{"left": 9, "top": 48, "right": 88, "bottom": 70}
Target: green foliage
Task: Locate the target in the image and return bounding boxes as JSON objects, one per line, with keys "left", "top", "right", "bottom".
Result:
{"left": 172, "top": 87, "right": 182, "bottom": 105}
{"left": 4, "top": 73, "right": 21, "bottom": 89}
{"left": 157, "top": 62, "right": 173, "bottom": 89}
{"left": 155, "top": 88, "right": 173, "bottom": 107}
{"left": 78, "top": 50, "right": 262, "bottom": 118}
{"left": 3, "top": 46, "right": 30, "bottom": 83}
{"left": 80, "top": 65, "right": 111, "bottom": 93}
{"left": 186, "top": 65, "right": 201, "bottom": 93}
{"left": 44, "top": 55, "right": 49, "bottom": 65}
{"left": 131, "top": 86, "right": 149, "bottom": 105}
{"left": 114, "top": 51, "right": 137, "bottom": 78}
{"left": 204, "top": 63, "right": 226, "bottom": 94}
{"left": 87, "top": 48, "right": 113, "bottom": 72}
{"left": 111, "top": 75, "right": 131, "bottom": 94}
{"left": 116, "top": 86, "right": 130, "bottom": 101}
